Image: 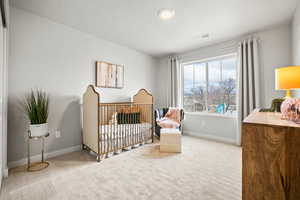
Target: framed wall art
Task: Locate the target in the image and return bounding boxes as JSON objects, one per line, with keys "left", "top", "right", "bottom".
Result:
{"left": 95, "top": 61, "right": 124, "bottom": 89}
{"left": 0, "top": 0, "right": 7, "bottom": 28}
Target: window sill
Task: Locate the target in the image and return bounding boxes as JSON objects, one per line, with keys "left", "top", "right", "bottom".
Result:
{"left": 185, "top": 112, "right": 237, "bottom": 119}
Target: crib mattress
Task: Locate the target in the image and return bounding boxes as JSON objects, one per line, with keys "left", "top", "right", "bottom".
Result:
{"left": 99, "top": 123, "right": 152, "bottom": 140}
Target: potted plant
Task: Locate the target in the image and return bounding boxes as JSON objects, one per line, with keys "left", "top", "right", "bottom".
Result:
{"left": 24, "top": 89, "right": 49, "bottom": 137}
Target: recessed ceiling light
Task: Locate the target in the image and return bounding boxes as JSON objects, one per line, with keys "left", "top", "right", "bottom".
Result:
{"left": 157, "top": 9, "right": 175, "bottom": 20}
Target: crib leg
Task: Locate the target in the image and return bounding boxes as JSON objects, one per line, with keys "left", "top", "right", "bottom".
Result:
{"left": 97, "top": 155, "right": 101, "bottom": 162}
{"left": 82, "top": 144, "right": 86, "bottom": 151}
{"left": 152, "top": 131, "right": 154, "bottom": 143}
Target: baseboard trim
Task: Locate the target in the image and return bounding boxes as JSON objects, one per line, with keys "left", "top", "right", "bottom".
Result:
{"left": 184, "top": 131, "right": 236, "bottom": 145}
{"left": 8, "top": 145, "right": 82, "bottom": 169}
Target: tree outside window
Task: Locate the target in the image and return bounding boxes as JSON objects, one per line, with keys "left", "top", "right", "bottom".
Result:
{"left": 182, "top": 55, "right": 237, "bottom": 115}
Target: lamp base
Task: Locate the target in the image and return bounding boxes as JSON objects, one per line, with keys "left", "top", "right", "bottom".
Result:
{"left": 285, "top": 90, "right": 292, "bottom": 99}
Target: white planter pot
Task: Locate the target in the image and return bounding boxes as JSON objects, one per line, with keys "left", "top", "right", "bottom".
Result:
{"left": 29, "top": 123, "right": 48, "bottom": 137}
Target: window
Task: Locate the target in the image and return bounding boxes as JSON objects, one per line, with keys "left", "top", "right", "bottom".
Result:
{"left": 182, "top": 55, "right": 237, "bottom": 115}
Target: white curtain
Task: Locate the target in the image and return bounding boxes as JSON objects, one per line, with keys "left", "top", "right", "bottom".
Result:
{"left": 237, "top": 38, "right": 260, "bottom": 144}
{"left": 169, "top": 57, "right": 180, "bottom": 107}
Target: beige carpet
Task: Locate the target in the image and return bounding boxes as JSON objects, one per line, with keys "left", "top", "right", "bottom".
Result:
{"left": 0, "top": 136, "right": 242, "bottom": 200}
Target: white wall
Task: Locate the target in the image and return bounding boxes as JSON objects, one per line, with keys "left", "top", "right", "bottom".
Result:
{"left": 183, "top": 114, "right": 237, "bottom": 144}
{"left": 156, "top": 23, "right": 292, "bottom": 144}
{"left": 8, "top": 7, "right": 158, "bottom": 165}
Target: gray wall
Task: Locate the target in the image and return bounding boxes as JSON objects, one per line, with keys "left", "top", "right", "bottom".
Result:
{"left": 257, "top": 24, "right": 292, "bottom": 105}
{"left": 1, "top": 0, "right": 9, "bottom": 180}
{"left": 292, "top": 1, "right": 300, "bottom": 97}
{"left": 8, "top": 8, "right": 158, "bottom": 163}
{"left": 156, "top": 24, "right": 292, "bottom": 144}
{"left": 293, "top": 1, "right": 300, "bottom": 65}
{"left": 0, "top": 5, "right": 4, "bottom": 182}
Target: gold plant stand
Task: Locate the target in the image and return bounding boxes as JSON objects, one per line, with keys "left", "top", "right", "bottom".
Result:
{"left": 27, "top": 131, "right": 50, "bottom": 172}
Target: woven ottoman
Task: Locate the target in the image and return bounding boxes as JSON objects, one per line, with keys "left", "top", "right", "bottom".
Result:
{"left": 160, "top": 128, "right": 181, "bottom": 153}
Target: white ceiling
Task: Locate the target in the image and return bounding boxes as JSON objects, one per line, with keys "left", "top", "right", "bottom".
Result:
{"left": 11, "top": 0, "right": 299, "bottom": 57}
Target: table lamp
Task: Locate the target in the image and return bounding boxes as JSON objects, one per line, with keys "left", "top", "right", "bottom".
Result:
{"left": 275, "top": 66, "right": 300, "bottom": 98}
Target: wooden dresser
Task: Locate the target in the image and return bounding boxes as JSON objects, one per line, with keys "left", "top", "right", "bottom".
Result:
{"left": 242, "top": 110, "right": 300, "bottom": 200}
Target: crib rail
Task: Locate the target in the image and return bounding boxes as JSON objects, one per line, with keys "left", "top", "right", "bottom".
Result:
{"left": 98, "top": 103, "right": 153, "bottom": 158}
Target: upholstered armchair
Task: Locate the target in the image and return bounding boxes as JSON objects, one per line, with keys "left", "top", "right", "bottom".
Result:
{"left": 154, "top": 108, "right": 184, "bottom": 137}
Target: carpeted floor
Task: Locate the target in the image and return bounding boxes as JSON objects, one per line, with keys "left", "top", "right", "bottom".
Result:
{"left": 0, "top": 136, "right": 242, "bottom": 200}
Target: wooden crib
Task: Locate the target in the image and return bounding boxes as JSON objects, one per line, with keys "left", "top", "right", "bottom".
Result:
{"left": 82, "top": 85, "right": 154, "bottom": 162}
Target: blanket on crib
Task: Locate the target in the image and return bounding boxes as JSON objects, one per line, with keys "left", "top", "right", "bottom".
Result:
{"left": 157, "top": 107, "right": 181, "bottom": 129}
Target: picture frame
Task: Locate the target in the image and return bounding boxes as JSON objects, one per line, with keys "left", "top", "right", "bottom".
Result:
{"left": 0, "top": 0, "right": 7, "bottom": 28}
{"left": 95, "top": 61, "right": 124, "bottom": 89}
